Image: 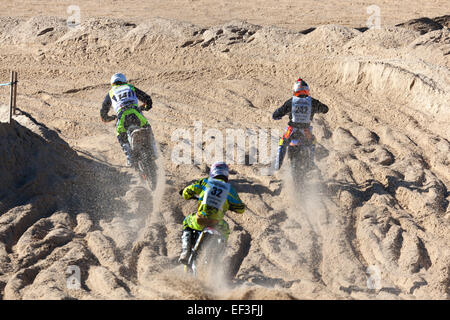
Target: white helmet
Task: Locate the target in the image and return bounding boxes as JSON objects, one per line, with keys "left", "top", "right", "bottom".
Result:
{"left": 209, "top": 161, "right": 229, "bottom": 180}
{"left": 110, "top": 73, "right": 127, "bottom": 85}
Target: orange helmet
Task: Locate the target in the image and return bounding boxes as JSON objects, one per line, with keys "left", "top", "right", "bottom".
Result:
{"left": 293, "top": 78, "right": 310, "bottom": 96}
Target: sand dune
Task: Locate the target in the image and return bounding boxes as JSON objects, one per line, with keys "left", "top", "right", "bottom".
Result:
{"left": 0, "top": 2, "right": 449, "bottom": 300}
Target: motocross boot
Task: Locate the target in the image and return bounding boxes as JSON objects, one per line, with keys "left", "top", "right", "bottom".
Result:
{"left": 121, "top": 142, "right": 135, "bottom": 167}
{"left": 178, "top": 229, "right": 193, "bottom": 265}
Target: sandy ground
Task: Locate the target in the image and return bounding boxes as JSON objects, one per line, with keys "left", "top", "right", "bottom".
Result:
{"left": 0, "top": 1, "right": 449, "bottom": 300}
{"left": 2, "top": 0, "right": 449, "bottom": 31}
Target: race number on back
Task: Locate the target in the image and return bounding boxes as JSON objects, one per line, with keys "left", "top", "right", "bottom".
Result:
{"left": 114, "top": 87, "right": 137, "bottom": 105}
{"left": 203, "top": 178, "right": 230, "bottom": 210}
{"left": 110, "top": 85, "right": 138, "bottom": 113}
{"left": 291, "top": 96, "right": 312, "bottom": 124}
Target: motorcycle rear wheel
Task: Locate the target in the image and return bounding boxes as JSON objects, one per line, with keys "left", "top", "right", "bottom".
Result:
{"left": 289, "top": 145, "right": 312, "bottom": 186}
{"left": 188, "top": 232, "right": 225, "bottom": 281}
{"left": 137, "top": 154, "right": 158, "bottom": 191}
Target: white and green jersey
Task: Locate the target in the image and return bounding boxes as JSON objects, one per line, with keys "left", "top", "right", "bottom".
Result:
{"left": 108, "top": 84, "right": 139, "bottom": 114}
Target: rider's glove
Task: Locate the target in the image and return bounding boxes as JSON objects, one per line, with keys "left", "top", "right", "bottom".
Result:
{"left": 319, "top": 103, "right": 329, "bottom": 114}
{"left": 143, "top": 103, "right": 152, "bottom": 111}
{"left": 102, "top": 115, "right": 117, "bottom": 122}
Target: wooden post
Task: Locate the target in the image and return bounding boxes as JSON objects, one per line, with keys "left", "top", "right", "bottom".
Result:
{"left": 9, "top": 71, "right": 13, "bottom": 123}
{"left": 12, "top": 71, "right": 17, "bottom": 115}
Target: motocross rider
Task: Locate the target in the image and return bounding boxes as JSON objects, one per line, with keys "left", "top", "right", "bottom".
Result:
{"left": 100, "top": 73, "right": 153, "bottom": 167}
{"left": 178, "top": 161, "right": 246, "bottom": 265}
{"left": 272, "top": 78, "right": 329, "bottom": 170}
